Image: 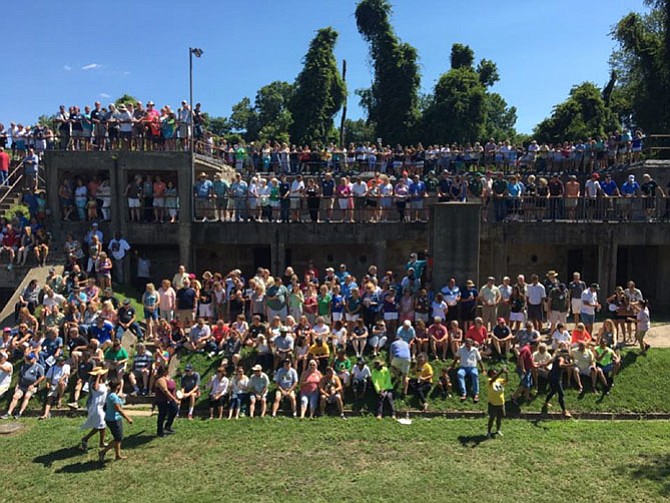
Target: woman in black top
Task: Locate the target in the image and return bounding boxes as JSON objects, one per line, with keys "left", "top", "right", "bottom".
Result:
{"left": 542, "top": 347, "right": 573, "bottom": 417}
{"left": 305, "top": 178, "right": 320, "bottom": 222}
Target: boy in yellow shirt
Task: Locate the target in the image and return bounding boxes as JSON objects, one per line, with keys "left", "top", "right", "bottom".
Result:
{"left": 486, "top": 367, "right": 508, "bottom": 438}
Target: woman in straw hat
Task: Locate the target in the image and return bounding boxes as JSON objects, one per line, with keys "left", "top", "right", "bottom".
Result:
{"left": 80, "top": 365, "right": 109, "bottom": 450}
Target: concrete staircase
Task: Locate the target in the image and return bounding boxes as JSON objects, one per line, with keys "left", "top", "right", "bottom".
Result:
{"left": 0, "top": 265, "right": 63, "bottom": 328}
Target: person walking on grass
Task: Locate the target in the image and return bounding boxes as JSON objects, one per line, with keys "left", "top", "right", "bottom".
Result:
{"left": 542, "top": 343, "right": 573, "bottom": 418}
{"left": 635, "top": 299, "right": 651, "bottom": 355}
{"left": 99, "top": 378, "right": 133, "bottom": 464}
{"left": 486, "top": 367, "right": 508, "bottom": 438}
{"left": 80, "top": 366, "right": 108, "bottom": 450}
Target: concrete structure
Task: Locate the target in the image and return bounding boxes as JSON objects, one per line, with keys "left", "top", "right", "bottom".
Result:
{"left": 39, "top": 151, "right": 670, "bottom": 311}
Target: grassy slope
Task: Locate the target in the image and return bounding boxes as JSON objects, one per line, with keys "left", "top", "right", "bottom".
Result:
{"left": 4, "top": 417, "right": 669, "bottom": 503}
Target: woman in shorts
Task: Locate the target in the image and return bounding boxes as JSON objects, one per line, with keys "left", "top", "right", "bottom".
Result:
{"left": 207, "top": 366, "right": 229, "bottom": 420}
{"left": 99, "top": 377, "right": 133, "bottom": 463}
{"left": 448, "top": 320, "right": 463, "bottom": 359}
{"left": 142, "top": 283, "right": 160, "bottom": 340}
{"left": 509, "top": 285, "right": 526, "bottom": 332}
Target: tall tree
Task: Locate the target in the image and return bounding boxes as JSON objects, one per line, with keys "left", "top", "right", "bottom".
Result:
{"left": 421, "top": 43, "right": 516, "bottom": 144}
{"left": 355, "top": 0, "right": 421, "bottom": 145}
{"left": 229, "top": 82, "right": 294, "bottom": 143}
{"left": 533, "top": 82, "right": 620, "bottom": 143}
{"left": 289, "top": 27, "right": 347, "bottom": 146}
{"left": 610, "top": 0, "right": 670, "bottom": 131}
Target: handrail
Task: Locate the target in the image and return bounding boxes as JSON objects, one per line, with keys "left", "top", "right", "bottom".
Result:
{"left": 0, "top": 158, "right": 25, "bottom": 208}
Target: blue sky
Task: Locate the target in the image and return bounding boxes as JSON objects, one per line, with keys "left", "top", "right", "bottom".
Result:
{"left": 0, "top": 0, "right": 645, "bottom": 135}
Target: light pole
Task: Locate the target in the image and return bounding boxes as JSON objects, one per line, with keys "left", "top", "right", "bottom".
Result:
{"left": 189, "top": 47, "right": 203, "bottom": 154}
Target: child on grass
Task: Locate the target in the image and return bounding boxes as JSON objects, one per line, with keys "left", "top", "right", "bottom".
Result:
{"left": 486, "top": 367, "right": 508, "bottom": 438}
{"left": 99, "top": 378, "right": 133, "bottom": 464}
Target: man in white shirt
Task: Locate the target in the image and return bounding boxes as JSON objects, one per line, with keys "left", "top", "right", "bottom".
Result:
{"left": 289, "top": 175, "right": 305, "bottom": 222}
{"left": 584, "top": 173, "right": 603, "bottom": 220}
{"left": 580, "top": 283, "right": 600, "bottom": 334}
{"left": 39, "top": 356, "right": 70, "bottom": 419}
{"left": 108, "top": 232, "right": 131, "bottom": 285}
{"left": 478, "top": 276, "right": 501, "bottom": 331}
{"left": 451, "top": 338, "right": 485, "bottom": 402}
{"left": 526, "top": 274, "right": 546, "bottom": 331}
{"left": 351, "top": 176, "right": 368, "bottom": 222}
{"left": 441, "top": 278, "right": 461, "bottom": 323}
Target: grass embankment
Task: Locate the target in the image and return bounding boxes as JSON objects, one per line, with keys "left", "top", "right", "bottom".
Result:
{"left": 3, "top": 417, "right": 669, "bottom": 502}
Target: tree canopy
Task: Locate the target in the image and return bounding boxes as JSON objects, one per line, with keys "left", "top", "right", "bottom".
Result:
{"left": 288, "top": 27, "right": 347, "bottom": 146}
{"left": 355, "top": 0, "right": 421, "bottom": 145}
{"left": 229, "top": 81, "right": 294, "bottom": 143}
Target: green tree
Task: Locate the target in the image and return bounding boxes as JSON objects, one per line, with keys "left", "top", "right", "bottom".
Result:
{"left": 289, "top": 27, "right": 346, "bottom": 146}
{"left": 610, "top": 1, "right": 670, "bottom": 131}
{"left": 533, "top": 82, "right": 620, "bottom": 143}
{"left": 202, "top": 114, "right": 231, "bottom": 137}
{"left": 420, "top": 43, "right": 516, "bottom": 144}
{"left": 114, "top": 94, "right": 139, "bottom": 106}
{"left": 355, "top": 0, "right": 421, "bottom": 145}
{"left": 342, "top": 118, "right": 376, "bottom": 145}
{"left": 229, "top": 82, "right": 293, "bottom": 143}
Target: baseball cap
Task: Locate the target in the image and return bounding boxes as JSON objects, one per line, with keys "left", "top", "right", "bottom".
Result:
{"left": 123, "top": 299, "right": 130, "bottom": 305}
{"left": 3, "top": 327, "right": 11, "bottom": 333}
{"left": 185, "top": 364, "right": 194, "bottom": 371}
{"left": 26, "top": 352, "right": 37, "bottom": 359}
{"left": 252, "top": 364, "right": 262, "bottom": 371}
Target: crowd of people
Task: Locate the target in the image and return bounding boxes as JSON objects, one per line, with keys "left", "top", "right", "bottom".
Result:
{"left": 0, "top": 239, "right": 653, "bottom": 439}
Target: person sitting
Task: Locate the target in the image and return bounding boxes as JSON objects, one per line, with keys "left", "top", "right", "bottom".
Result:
{"left": 371, "top": 359, "right": 395, "bottom": 419}
{"left": 104, "top": 339, "right": 128, "bottom": 389}
{"left": 206, "top": 366, "right": 229, "bottom": 420}
{"left": 551, "top": 322, "right": 571, "bottom": 351}
{"left": 532, "top": 342, "right": 553, "bottom": 392}
{"left": 179, "top": 364, "right": 201, "bottom": 420}
{"left": 571, "top": 322, "right": 592, "bottom": 348}
{"left": 333, "top": 348, "right": 351, "bottom": 386}
{"left": 248, "top": 364, "right": 269, "bottom": 418}
{"left": 491, "top": 317, "right": 514, "bottom": 358}
{"left": 465, "top": 317, "right": 491, "bottom": 357}
{"left": 570, "top": 341, "right": 607, "bottom": 393}
{"left": 272, "top": 359, "right": 298, "bottom": 418}
{"left": 513, "top": 321, "right": 539, "bottom": 357}
{"left": 436, "top": 367, "right": 452, "bottom": 398}
{"left": 39, "top": 356, "right": 70, "bottom": 419}
{"left": 128, "top": 343, "right": 154, "bottom": 396}
{"left": 116, "top": 299, "right": 144, "bottom": 342}
{"left": 369, "top": 320, "right": 387, "bottom": 357}
{"left": 594, "top": 338, "right": 620, "bottom": 392}
{"left": 448, "top": 320, "right": 463, "bottom": 359}
{"left": 351, "top": 357, "right": 371, "bottom": 403}
{"left": 271, "top": 326, "right": 294, "bottom": 369}
{"left": 185, "top": 318, "right": 212, "bottom": 353}
{"left": 1, "top": 352, "right": 45, "bottom": 419}
{"left": 451, "top": 338, "right": 485, "bottom": 403}
{"left": 228, "top": 366, "right": 249, "bottom": 420}
{"left": 408, "top": 352, "right": 433, "bottom": 411}
{"left": 319, "top": 366, "right": 345, "bottom": 419}
{"left": 0, "top": 350, "right": 13, "bottom": 401}
{"left": 428, "top": 317, "right": 449, "bottom": 361}
{"left": 307, "top": 337, "right": 330, "bottom": 373}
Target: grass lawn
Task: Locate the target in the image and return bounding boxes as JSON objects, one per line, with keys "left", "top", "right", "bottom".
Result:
{"left": 175, "top": 348, "right": 670, "bottom": 415}
{"left": 2, "top": 417, "right": 669, "bottom": 502}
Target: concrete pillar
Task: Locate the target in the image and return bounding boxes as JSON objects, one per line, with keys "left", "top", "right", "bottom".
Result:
{"left": 598, "top": 233, "right": 617, "bottom": 299}
{"left": 430, "top": 202, "right": 481, "bottom": 289}
{"left": 271, "top": 229, "right": 286, "bottom": 277}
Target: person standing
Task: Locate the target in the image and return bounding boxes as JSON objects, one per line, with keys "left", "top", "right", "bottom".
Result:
{"left": 154, "top": 366, "right": 179, "bottom": 437}
{"left": 98, "top": 378, "right": 133, "bottom": 464}
{"left": 108, "top": 232, "right": 131, "bottom": 285}
{"left": 0, "top": 146, "right": 9, "bottom": 187}
{"left": 542, "top": 344, "right": 573, "bottom": 417}
{"left": 80, "top": 366, "right": 109, "bottom": 450}
{"left": 486, "top": 367, "right": 508, "bottom": 438}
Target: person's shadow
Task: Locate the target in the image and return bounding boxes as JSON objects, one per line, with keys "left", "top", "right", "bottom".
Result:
{"left": 33, "top": 446, "right": 82, "bottom": 468}
{"left": 457, "top": 434, "right": 489, "bottom": 448}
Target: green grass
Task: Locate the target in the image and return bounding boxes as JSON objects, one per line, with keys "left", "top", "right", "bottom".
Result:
{"left": 2, "top": 417, "right": 669, "bottom": 502}
{"left": 174, "top": 348, "right": 670, "bottom": 415}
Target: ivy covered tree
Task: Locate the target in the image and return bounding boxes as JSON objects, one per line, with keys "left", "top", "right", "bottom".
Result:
{"left": 420, "top": 43, "right": 516, "bottom": 144}
{"left": 229, "top": 81, "right": 294, "bottom": 143}
{"left": 610, "top": 0, "right": 670, "bottom": 132}
{"left": 355, "top": 0, "right": 421, "bottom": 145}
{"left": 533, "top": 82, "right": 620, "bottom": 143}
{"left": 289, "top": 27, "right": 346, "bottom": 146}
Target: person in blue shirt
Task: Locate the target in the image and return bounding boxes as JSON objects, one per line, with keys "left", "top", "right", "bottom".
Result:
{"left": 459, "top": 280, "right": 479, "bottom": 330}
{"left": 90, "top": 317, "right": 115, "bottom": 346}
{"left": 408, "top": 175, "right": 427, "bottom": 222}
{"left": 600, "top": 174, "right": 620, "bottom": 197}
{"left": 321, "top": 172, "right": 335, "bottom": 222}
{"left": 406, "top": 252, "right": 427, "bottom": 281}
{"left": 620, "top": 174, "right": 640, "bottom": 221}
{"left": 193, "top": 172, "right": 213, "bottom": 221}
{"left": 507, "top": 175, "right": 524, "bottom": 221}
{"left": 212, "top": 173, "right": 229, "bottom": 222}
{"left": 389, "top": 338, "right": 411, "bottom": 395}
{"left": 230, "top": 172, "right": 248, "bottom": 222}
{"left": 99, "top": 378, "right": 133, "bottom": 464}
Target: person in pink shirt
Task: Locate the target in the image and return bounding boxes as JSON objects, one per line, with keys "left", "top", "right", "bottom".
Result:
{"left": 158, "top": 279, "right": 176, "bottom": 321}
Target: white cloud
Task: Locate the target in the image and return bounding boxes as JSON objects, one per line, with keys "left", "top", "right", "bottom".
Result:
{"left": 63, "top": 65, "right": 72, "bottom": 71}
{"left": 81, "top": 63, "right": 102, "bottom": 71}
{"left": 122, "top": 71, "right": 131, "bottom": 75}
{"left": 99, "top": 93, "right": 111, "bottom": 99}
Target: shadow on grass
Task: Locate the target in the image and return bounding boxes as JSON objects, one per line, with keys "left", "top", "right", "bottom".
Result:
{"left": 122, "top": 430, "right": 154, "bottom": 449}
{"left": 33, "top": 446, "right": 82, "bottom": 467}
{"left": 457, "top": 434, "right": 489, "bottom": 448}
{"left": 626, "top": 453, "right": 670, "bottom": 497}
{"left": 55, "top": 460, "right": 101, "bottom": 473}
{"left": 620, "top": 350, "right": 640, "bottom": 371}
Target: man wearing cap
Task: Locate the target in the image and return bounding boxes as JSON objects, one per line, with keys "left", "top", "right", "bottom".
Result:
{"left": 396, "top": 319, "right": 416, "bottom": 347}
{"left": 39, "top": 356, "right": 71, "bottom": 419}
{"left": 580, "top": 283, "right": 601, "bottom": 335}
{"left": 272, "top": 359, "right": 298, "bottom": 417}
{"left": 1, "top": 352, "right": 44, "bottom": 419}
{"left": 271, "top": 326, "right": 294, "bottom": 369}
{"left": 0, "top": 350, "right": 13, "bottom": 400}
{"left": 478, "top": 276, "right": 501, "bottom": 332}
{"left": 351, "top": 357, "right": 371, "bottom": 402}
{"left": 621, "top": 174, "right": 640, "bottom": 221}
{"left": 212, "top": 173, "right": 230, "bottom": 222}
{"left": 548, "top": 282, "right": 569, "bottom": 333}
{"left": 248, "top": 364, "right": 270, "bottom": 418}
{"left": 371, "top": 359, "right": 395, "bottom": 419}
{"left": 179, "top": 364, "right": 201, "bottom": 420}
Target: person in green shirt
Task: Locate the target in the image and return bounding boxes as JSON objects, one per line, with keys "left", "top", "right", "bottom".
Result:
{"left": 317, "top": 285, "right": 332, "bottom": 324}
{"left": 594, "top": 338, "right": 620, "bottom": 392}
{"left": 333, "top": 348, "right": 351, "bottom": 386}
{"left": 104, "top": 340, "right": 129, "bottom": 390}
{"left": 371, "top": 360, "right": 395, "bottom": 419}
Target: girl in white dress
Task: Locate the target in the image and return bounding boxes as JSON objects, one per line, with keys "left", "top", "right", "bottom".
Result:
{"left": 80, "top": 366, "right": 109, "bottom": 450}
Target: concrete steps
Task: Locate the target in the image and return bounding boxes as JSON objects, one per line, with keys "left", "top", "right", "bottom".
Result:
{"left": 0, "top": 264, "right": 64, "bottom": 328}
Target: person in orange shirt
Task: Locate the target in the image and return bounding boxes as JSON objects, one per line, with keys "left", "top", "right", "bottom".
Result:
{"left": 571, "top": 322, "right": 592, "bottom": 347}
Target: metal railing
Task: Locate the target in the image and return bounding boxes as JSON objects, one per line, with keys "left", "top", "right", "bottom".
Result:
{"left": 0, "top": 159, "right": 25, "bottom": 208}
